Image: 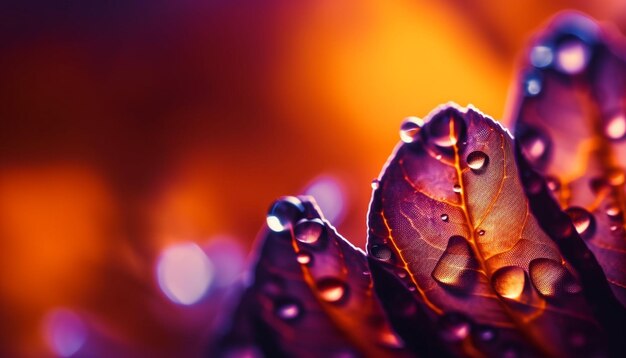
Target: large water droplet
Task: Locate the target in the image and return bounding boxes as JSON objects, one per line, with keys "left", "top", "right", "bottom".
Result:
{"left": 296, "top": 251, "right": 313, "bottom": 265}
{"left": 266, "top": 196, "right": 305, "bottom": 232}
{"left": 605, "top": 113, "right": 626, "bottom": 140}
{"left": 275, "top": 298, "right": 302, "bottom": 321}
{"left": 565, "top": 207, "right": 596, "bottom": 239}
{"left": 427, "top": 109, "right": 466, "bottom": 148}
{"left": 399, "top": 116, "right": 423, "bottom": 144}
{"left": 530, "top": 45, "right": 554, "bottom": 68}
{"left": 370, "top": 244, "right": 393, "bottom": 262}
{"left": 438, "top": 313, "right": 471, "bottom": 342}
{"left": 317, "top": 278, "right": 348, "bottom": 304}
{"left": 555, "top": 38, "right": 591, "bottom": 75}
{"left": 294, "top": 218, "right": 325, "bottom": 244}
{"left": 432, "top": 236, "right": 477, "bottom": 291}
{"left": 466, "top": 151, "right": 489, "bottom": 173}
{"left": 529, "top": 258, "right": 581, "bottom": 297}
{"left": 518, "top": 126, "right": 551, "bottom": 167}
{"left": 492, "top": 266, "right": 526, "bottom": 300}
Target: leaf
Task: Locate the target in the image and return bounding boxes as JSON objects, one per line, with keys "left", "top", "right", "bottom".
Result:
{"left": 215, "top": 196, "right": 411, "bottom": 358}
{"left": 509, "top": 12, "right": 626, "bottom": 311}
{"left": 367, "top": 104, "right": 610, "bottom": 357}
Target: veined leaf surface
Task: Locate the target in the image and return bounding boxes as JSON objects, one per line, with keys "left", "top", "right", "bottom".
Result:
{"left": 368, "top": 104, "right": 607, "bottom": 357}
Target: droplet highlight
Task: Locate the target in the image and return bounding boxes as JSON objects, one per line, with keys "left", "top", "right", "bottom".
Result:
{"left": 466, "top": 151, "right": 489, "bottom": 173}
{"left": 370, "top": 244, "right": 393, "bottom": 262}
{"left": 565, "top": 207, "right": 596, "bottom": 239}
{"left": 296, "top": 251, "right": 313, "bottom": 265}
{"left": 453, "top": 184, "right": 462, "bottom": 193}
{"left": 275, "top": 298, "right": 302, "bottom": 321}
{"left": 605, "top": 113, "right": 626, "bottom": 140}
{"left": 399, "top": 117, "right": 423, "bottom": 144}
{"left": 317, "top": 278, "right": 348, "bottom": 304}
{"left": 371, "top": 179, "right": 380, "bottom": 190}
{"left": 294, "top": 218, "right": 325, "bottom": 244}
{"left": 266, "top": 196, "right": 305, "bottom": 232}
{"left": 492, "top": 266, "right": 526, "bottom": 300}
{"left": 427, "top": 109, "right": 466, "bottom": 148}
{"left": 441, "top": 214, "right": 449, "bottom": 222}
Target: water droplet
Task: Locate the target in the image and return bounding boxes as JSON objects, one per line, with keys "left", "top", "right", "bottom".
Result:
{"left": 296, "top": 251, "right": 313, "bottom": 265}
{"left": 399, "top": 117, "right": 423, "bottom": 143}
{"left": 266, "top": 196, "right": 305, "bottom": 232}
{"left": 606, "top": 204, "right": 621, "bottom": 218}
{"left": 427, "top": 109, "right": 466, "bottom": 148}
{"left": 605, "top": 113, "right": 626, "bottom": 140}
{"left": 435, "top": 154, "right": 442, "bottom": 160}
{"left": 492, "top": 266, "right": 526, "bottom": 300}
{"left": 432, "top": 236, "right": 477, "bottom": 291}
{"left": 466, "top": 151, "right": 489, "bottom": 172}
{"left": 441, "top": 214, "right": 449, "bottom": 222}
{"left": 565, "top": 207, "right": 596, "bottom": 239}
{"left": 453, "top": 184, "right": 462, "bottom": 193}
{"left": 477, "top": 229, "right": 485, "bottom": 236}
{"left": 474, "top": 325, "right": 497, "bottom": 343}
{"left": 294, "top": 218, "right": 325, "bottom": 244}
{"left": 317, "top": 278, "right": 348, "bottom": 304}
{"left": 529, "top": 258, "right": 581, "bottom": 297}
{"left": 397, "top": 270, "right": 407, "bottom": 279}
{"left": 607, "top": 168, "right": 625, "bottom": 186}
{"left": 370, "top": 244, "right": 393, "bottom": 262}
{"left": 546, "top": 176, "right": 561, "bottom": 192}
{"left": 379, "top": 329, "right": 404, "bottom": 348}
{"left": 530, "top": 45, "right": 554, "bottom": 68}
{"left": 556, "top": 38, "right": 590, "bottom": 75}
{"left": 371, "top": 179, "right": 380, "bottom": 190}
{"left": 519, "top": 126, "right": 551, "bottom": 166}
{"left": 524, "top": 72, "right": 543, "bottom": 96}
{"left": 438, "top": 313, "right": 471, "bottom": 342}
{"left": 275, "top": 298, "right": 302, "bottom": 321}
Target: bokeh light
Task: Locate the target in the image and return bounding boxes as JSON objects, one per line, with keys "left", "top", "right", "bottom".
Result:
{"left": 41, "top": 308, "right": 87, "bottom": 357}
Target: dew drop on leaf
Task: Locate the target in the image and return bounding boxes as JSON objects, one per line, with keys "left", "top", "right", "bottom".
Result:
{"left": 399, "top": 117, "right": 423, "bottom": 144}
{"left": 605, "top": 113, "right": 626, "bottom": 140}
{"left": 492, "top": 266, "right": 526, "bottom": 300}
{"left": 296, "top": 251, "right": 312, "bottom": 265}
{"left": 266, "top": 196, "right": 305, "bottom": 232}
{"left": 294, "top": 218, "right": 325, "bottom": 244}
{"left": 605, "top": 204, "right": 621, "bottom": 218}
{"left": 477, "top": 229, "right": 486, "bottom": 236}
{"left": 317, "top": 278, "right": 348, "bottom": 304}
{"left": 275, "top": 298, "right": 302, "bottom": 321}
{"left": 426, "top": 109, "right": 466, "bottom": 148}
{"left": 555, "top": 38, "right": 591, "bottom": 75}
{"left": 371, "top": 179, "right": 380, "bottom": 190}
{"left": 529, "top": 258, "right": 582, "bottom": 297}
{"left": 370, "top": 244, "right": 393, "bottom": 262}
{"left": 466, "top": 151, "right": 489, "bottom": 172}
{"left": 545, "top": 175, "right": 561, "bottom": 192}
{"left": 438, "top": 313, "right": 471, "bottom": 342}
{"left": 432, "top": 236, "right": 476, "bottom": 291}
{"left": 519, "top": 126, "right": 551, "bottom": 166}
{"left": 565, "top": 207, "right": 596, "bottom": 239}
{"left": 453, "top": 184, "right": 462, "bottom": 193}
{"left": 524, "top": 72, "right": 543, "bottom": 96}
{"left": 440, "top": 213, "right": 449, "bottom": 222}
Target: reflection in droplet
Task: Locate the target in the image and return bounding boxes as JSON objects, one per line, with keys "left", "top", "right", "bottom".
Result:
{"left": 427, "top": 110, "right": 466, "bottom": 148}
{"left": 296, "top": 251, "right": 313, "bottom": 265}
{"left": 441, "top": 214, "right": 449, "bottom": 222}
{"left": 317, "top": 278, "right": 348, "bottom": 304}
{"left": 400, "top": 117, "right": 423, "bottom": 144}
{"left": 157, "top": 242, "right": 215, "bottom": 305}
{"left": 371, "top": 179, "right": 380, "bottom": 190}
{"left": 266, "top": 196, "right": 304, "bottom": 232}
{"left": 565, "top": 207, "right": 596, "bottom": 239}
{"left": 605, "top": 113, "right": 626, "bottom": 140}
{"left": 305, "top": 175, "right": 346, "bottom": 224}
{"left": 42, "top": 308, "right": 87, "bottom": 357}
{"left": 529, "top": 258, "right": 582, "bottom": 297}
{"left": 530, "top": 45, "right": 554, "bottom": 68}
{"left": 275, "top": 298, "right": 302, "bottom": 321}
{"left": 370, "top": 244, "right": 393, "bottom": 262}
{"left": 294, "top": 218, "right": 325, "bottom": 244}
{"left": 466, "top": 151, "right": 489, "bottom": 172}
{"left": 438, "top": 313, "right": 471, "bottom": 342}
{"left": 492, "top": 266, "right": 526, "bottom": 300}
{"left": 555, "top": 39, "right": 590, "bottom": 75}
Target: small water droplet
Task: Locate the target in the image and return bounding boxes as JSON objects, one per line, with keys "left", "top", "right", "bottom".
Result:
{"left": 524, "top": 74, "right": 542, "bottom": 96}
{"left": 474, "top": 325, "right": 497, "bottom": 343}
{"left": 399, "top": 117, "right": 423, "bottom": 143}
{"left": 477, "top": 229, "right": 485, "bottom": 236}
{"left": 606, "top": 204, "right": 621, "bottom": 218}
{"left": 466, "top": 151, "right": 489, "bottom": 172}
{"left": 370, "top": 244, "right": 393, "bottom": 262}
{"left": 492, "top": 266, "right": 526, "bottom": 300}
{"left": 519, "top": 126, "right": 551, "bottom": 166}
{"left": 605, "top": 113, "right": 626, "bottom": 140}
{"left": 607, "top": 168, "right": 625, "bottom": 186}
{"left": 453, "top": 184, "right": 462, "bottom": 193}
{"left": 275, "top": 298, "right": 302, "bottom": 321}
{"left": 546, "top": 176, "right": 561, "bottom": 192}
{"left": 266, "top": 196, "right": 305, "bottom": 232}
{"left": 408, "top": 286, "right": 416, "bottom": 292}
{"left": 296, "top": 251, "right": 313, "bottom": 265}
{"left": 556, "top": 38, "right": 590, "bottom": 75}
{"left": 530, "top": 45, "right": 554, "bottom": 68}
{"left": 435, "top": 154, "right": 442, "bottom": 160}
{"left": 529, "top": 258, "right": 581, "bottom": 297}
{"left": 397, "top": 270, "right": 407, "bottom": 279}
{"left": 371, "top": 179, "right": 380, "bottom": 190}
{"left": 441, "top": 214, "right": 449, "bottom": 222}
{"left": 317, "top": 278, "right": 348, "bottom": 304}
{"left": 427, "top": 109, "right": 466, "bottom": 148}
{"left": 438, "top": 313, "right": 471, "bottom": 342}
{"left": 294, "top": 218, "right": 325, "bottom": 244}
{"left": 565, "top": 207, "right": 596, "bottom": 239}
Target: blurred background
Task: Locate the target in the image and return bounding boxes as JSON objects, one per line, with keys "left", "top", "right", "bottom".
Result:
{"left": 0, "top": 0, "right": 624, "bottom": 356}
